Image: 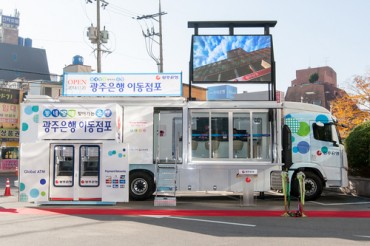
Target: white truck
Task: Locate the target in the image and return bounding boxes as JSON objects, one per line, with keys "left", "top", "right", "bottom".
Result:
{"left": 19, "top": 95, "right": 348, "bottom": 203}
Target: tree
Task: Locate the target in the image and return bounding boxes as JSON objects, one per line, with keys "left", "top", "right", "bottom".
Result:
{"left": 347, "top": 72, "right": 370, "bottom": 111}
{"left": 345, "top": 121, "right": 370, "bottom": 178}
{"left": 331, "top": 93, "right": 369, "bottom": 138}
{"left": 309, "top": 73, "right": 319, "bottom": 83}
{"left": 331, "top": 71, "right": 370, "bottom": 138}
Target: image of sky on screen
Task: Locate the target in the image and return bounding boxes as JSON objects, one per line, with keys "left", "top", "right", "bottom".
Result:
{"left": 192, "top": 35, "right": 271, "bottom": 69}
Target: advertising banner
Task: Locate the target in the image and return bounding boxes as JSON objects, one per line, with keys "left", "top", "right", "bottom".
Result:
{"left": 102, "top": 142, "right": 129, "bottom": 202}
{"left": 19, "top": 142, "right": 50, "bottom": 202}
{"left": 124, "top": 106, "right": 153, "bottom": 164}
{"left": 63, "top": 73, "right": 182, "bottom": 97}
{"left": 39, "top": 103, "right": 121, "bottom": 140}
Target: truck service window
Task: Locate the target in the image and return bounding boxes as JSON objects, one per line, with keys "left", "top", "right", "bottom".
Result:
{"left": 191, "top": 110, "right": 271, "bottom": 161}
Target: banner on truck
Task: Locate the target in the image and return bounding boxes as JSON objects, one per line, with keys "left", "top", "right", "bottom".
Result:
{"left": 19, "top": 103, "right": 123, "bottom": 141}
{"left": 63, "top": 73, "right": 182, "bottom": 97}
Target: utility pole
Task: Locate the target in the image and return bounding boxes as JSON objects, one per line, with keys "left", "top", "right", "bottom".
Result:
{"left": 137, "top": 0, "right": 167, "bottom": 72}
{"left": 158, "top": 0, "right": 164, "bottom": 73}
{"left": 86, "top": 0, "right": 109, "bottom": 73}
{"left": 96, "top": 0, "right": 102, "bottom": 72}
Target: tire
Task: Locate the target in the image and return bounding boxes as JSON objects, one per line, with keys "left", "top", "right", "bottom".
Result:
{"left": 129, "top": 171, "right": 155, "bottom": 201}
{"left": 291, "top": 171, "right": 323, "bottom": 201}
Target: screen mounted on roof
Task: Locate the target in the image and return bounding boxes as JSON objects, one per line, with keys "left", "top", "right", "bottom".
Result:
{"left": 191, "top": 35, "right": 273, "bottom": 84}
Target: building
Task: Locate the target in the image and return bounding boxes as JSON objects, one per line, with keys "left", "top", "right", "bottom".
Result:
{"left": 291, "top": 66, "right": 337, "bottom": 87}
{"left": 285, "top": 66, "right": 344, "bottom": 110}
{"left": 234, "top": 90, "right": 285, "bottom": 102}
{"left": 182, "top": 84, "right": 207, "bottom": 101}
{"left": 63, "top": 55, "right": 93, "bottom": 73}
{"left": 0, "top": 9, "right": 51, "bottom": 82}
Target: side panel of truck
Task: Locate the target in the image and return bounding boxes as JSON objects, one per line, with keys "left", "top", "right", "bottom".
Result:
{"left": 283, "top": 102, "right": 348, "bottom": 200}
{"left": 20, "top": 99, "right": 348, "bottom": 202}
{"left": 19, "top": 103, "right": 130, "bottom": 203}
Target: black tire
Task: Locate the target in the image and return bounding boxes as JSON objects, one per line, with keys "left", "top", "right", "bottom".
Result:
{"left": 291, "top": 171, "right": 323, "bottom": 201}
{"left": 129, "top": 171, "right": 155, "bottom": 201}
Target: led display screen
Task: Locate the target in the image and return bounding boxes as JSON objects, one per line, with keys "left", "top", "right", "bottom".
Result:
{"left": 191, "top": 35, "right": 273, "bottom": 83}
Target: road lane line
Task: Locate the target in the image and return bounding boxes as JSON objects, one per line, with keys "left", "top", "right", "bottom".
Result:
{"left": 169, "top": 216, "right": 256, "bottom": 227}
{"left": 354, "top": 235, "right": 370, "bottom": 239}
{"left": 309, "top": 201, "right": 370, "bottom": 206}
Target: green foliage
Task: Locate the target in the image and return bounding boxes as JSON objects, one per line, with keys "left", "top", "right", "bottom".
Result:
{"left": 309, "top": 73, "right": 319, "bottom": 83}
{"left": 345, "top": 121, "right": 370, "bottom": 177}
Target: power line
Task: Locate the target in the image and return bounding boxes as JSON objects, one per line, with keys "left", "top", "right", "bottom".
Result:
{"left": 135, "top": 0, "right": 167, "bottom": 72}
{"left": 107, "top": 2, "right": 142, "bottom": 17}
{"left": 0, "top": 68, "right": 61, "bottom": 77}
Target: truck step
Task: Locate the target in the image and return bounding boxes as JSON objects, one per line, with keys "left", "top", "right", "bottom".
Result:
{"left": 154, "top": 197, "right": 176, "bottom": 207}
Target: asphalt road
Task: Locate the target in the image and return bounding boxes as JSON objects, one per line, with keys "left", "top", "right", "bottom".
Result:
{"left": 1, "top": 208, "right": 369, "bottom": 246}
{"left": 1, "top": 172, "right": 370, "bottom": 245}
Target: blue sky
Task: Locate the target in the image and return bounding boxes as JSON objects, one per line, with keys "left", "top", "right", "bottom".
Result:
{"left": 193, "top": 35, "right": 271, "bottom": 68}
{"left": 2, "top": 0, "right": 370, "bottom": 93}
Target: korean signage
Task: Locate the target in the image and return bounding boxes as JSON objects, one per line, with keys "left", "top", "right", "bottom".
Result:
{"left": 0, "top": 88, "right": 20, "bottom": 104}
{"left": 0, "top": 128, "right": 19, "bottom": 141}
{"left": 0, "top": 104, "right": 19, "bottom": 124}
{"left": 39, "top": 104, "right": 120, "bottom": 140}
{"left": 238, "top": 169, "right": 258, "bottom": 175}
{"left": 1, "top": 15, "right": 20, "bottom": 28}
{"left": 0, "top": 89, "right": 20, "bottom": 139}
{"left": 63, "top": 73, "right": 182, "bottom": 97}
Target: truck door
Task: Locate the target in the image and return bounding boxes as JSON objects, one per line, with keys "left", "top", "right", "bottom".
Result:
{"left": 153, "top": 108, "right": 183, "bottom": 163}
{"left": 50, "top": 144, "right": 101, "bottom": 201}
{"left": 311, "top": 122, "right": 342, "bottom": 186}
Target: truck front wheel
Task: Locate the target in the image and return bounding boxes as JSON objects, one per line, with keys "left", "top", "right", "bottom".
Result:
{"left": 291, "top": 171, "right": 323, "bottom": 201}
{"left": 129, "top": 171, "right": 155, "bottom": 201}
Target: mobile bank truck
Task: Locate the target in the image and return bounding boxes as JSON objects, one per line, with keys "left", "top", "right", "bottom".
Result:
{"left": 18, "top": 91, "right": 348, "bottom": 203}
{"left": 18, "top": 21, "right": 348, "bottom": 204}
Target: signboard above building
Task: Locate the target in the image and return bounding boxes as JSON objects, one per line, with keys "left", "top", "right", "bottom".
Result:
{"left": 0, "top": 88, "right": 20, "bottom": 104}
{"left": 63, "top": 73, "right": 182, "bottom": 97}
{"left": 207, "top": 85, "right": 237, "bottom": 100}
{"left": 1, "top": 15, "right": 20, "bottom": 28}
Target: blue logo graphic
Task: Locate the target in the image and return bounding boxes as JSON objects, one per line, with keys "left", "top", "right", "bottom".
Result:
{"left": 43, "top": 109, "right": 52, "bottom": 117}
{"left": 51, "top": 109, "right": 60, "bottom": 117}
{"left": 96, "top": 109, "right": 104, "bottom": 118}
{"left": 105, "top": 109, "right": 112, "bottom": 117}
{"left": 60, "top": 109, "right": 68, "bottom": 117}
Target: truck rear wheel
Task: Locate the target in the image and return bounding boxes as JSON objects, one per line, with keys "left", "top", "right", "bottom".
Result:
{"left": 129, "top": 171, "right": 155, "bottom": 201}
{"left": 291, "top": 171, "right": 323, "bottom": 201}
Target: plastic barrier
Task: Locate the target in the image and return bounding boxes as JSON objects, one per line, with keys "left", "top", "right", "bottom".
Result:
{"left": 281, "top": 171, "right": 306, "bottom": 217}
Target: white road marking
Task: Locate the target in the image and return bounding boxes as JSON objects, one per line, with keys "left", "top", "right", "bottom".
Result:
{"left": 141, "top": 215, "right": 171, "bottom": 218}
{"left": 169, "top": 216, "right": 256, "bottom": 227}
{"left": 354, "top": 235, "right": 370, "bottom": 239}
{"left": 309, "top": 201, "right": 370, "bottom": 206}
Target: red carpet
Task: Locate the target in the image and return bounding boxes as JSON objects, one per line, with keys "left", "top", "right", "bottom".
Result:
{"left": 1, "top": 208, "right": 370, "bottom": 218}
